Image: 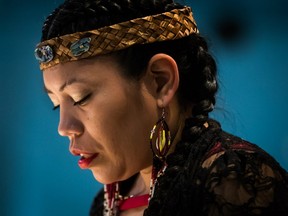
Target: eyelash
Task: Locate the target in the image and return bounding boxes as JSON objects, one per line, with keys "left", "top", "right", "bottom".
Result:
{"left": 52, "top": 93, "right": 92, "bottom": 111}
{"left": 73, "top": 93, "right": 92, "bottom": 106}
{"left": 53, "top": 105, "right": 60, "bottom": 111}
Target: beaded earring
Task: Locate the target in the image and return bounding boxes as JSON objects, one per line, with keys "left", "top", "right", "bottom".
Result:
{"left": 150, "top": 109, "right": 171, "bottom": 160}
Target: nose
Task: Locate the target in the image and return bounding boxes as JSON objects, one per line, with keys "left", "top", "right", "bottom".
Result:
{"left": 57, "top": 105, "right": 84, "bottom": 137}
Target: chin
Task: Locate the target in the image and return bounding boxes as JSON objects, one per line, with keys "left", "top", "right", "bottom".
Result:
{"left": 90, "top": 168, "right": 133, "bottom": 185}
{"left": 90, "top": 169, "right": 118, "bottom": 185}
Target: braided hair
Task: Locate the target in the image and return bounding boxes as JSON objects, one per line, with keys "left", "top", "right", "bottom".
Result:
{"left": 41, "top": 0, "right": 218, "bottom": 215}
{"left": 41, "top": 0, "right": 218, "bottom": 131}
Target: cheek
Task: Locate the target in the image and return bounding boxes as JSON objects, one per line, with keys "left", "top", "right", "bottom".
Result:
{"left": 84, "top": 86, "right": 143, "bottom": 150}
{"left": 87, "top": 99, "right": 150, "bottom": 182}
{"left": 86, "top": 82, "right": 155, "bottom": 170}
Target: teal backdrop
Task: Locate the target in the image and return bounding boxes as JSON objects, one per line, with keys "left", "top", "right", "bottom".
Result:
{"left": 0, "top": 0, "right": 287, "bottom": 215}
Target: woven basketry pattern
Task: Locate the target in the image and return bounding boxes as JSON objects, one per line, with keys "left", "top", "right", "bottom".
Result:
{"left": 36, "top": 7, "right": 198, "bottom": 70}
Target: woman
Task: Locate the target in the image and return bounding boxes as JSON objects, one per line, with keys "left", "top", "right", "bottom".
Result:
{"left": 34, "top": 0, "right": 288, "bottom": 215}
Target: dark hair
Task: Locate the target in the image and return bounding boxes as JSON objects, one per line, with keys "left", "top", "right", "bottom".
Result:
{"left": 41, "top": 0, "right": 218, "bottom": 214}
{"left": 41, "top": 0, "right": 217, "bottom": 119}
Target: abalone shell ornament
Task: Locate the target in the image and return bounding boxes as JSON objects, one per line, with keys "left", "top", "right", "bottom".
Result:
{"left": 70, "top": 37, "right": 91, "bottom": 57}
{"left": 34, "top": 45, "right": 54, "bottom": 63}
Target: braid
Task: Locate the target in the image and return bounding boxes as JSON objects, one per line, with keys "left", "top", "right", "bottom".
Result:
{"left": 146, "top": 36, "right": 218, "bottom": 214}
{"left": 41, "top": 2, "right": 221, "bottom": 215}
{"left": 135, "top": 31, "right": 218, "bottom": 216}
{"left": 40, "top": 0, "right": 182, "bottom": 41}
{"left": 145, "top": 119, "right": 221, "bottom": 215}
{"left": 178, "top": 34, "right": 218, "bottom": 137}
{"left": 41, "top": 6, "right": 63, "bottom": 41}
{"left": 193, "top": 43, "right": 217, "bottom": 115}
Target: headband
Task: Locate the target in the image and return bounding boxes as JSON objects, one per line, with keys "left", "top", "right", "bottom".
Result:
{"left": 35, "top": 7, "right": 198, "bottom": 70}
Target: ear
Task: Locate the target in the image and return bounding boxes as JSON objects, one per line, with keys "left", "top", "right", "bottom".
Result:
{"left": 147, "top": 54, "right": 179, "bottom": 108}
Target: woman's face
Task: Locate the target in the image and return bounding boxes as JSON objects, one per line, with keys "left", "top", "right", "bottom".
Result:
{"left": 43, "top": 56, "right": 157, "bottom": 184}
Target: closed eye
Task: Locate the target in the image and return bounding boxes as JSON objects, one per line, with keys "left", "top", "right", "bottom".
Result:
{"left": 51, "top": 93, "right": 92, "bottom": 111}
{"left": 74, "top": 93, "right": 92, "bottom": 106}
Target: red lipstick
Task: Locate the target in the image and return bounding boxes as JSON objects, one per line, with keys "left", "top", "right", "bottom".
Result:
{"left": 78, "top": 154, "right": 98, "bottom": 169}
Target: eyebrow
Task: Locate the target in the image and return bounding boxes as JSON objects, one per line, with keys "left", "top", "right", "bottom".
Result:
{"left": 44, "top": 78, "right": 86, "bottom": 94}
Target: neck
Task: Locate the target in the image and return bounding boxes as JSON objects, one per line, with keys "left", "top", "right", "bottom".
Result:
{"left": 127, "top": 166, "right": 152, "bottom": 196}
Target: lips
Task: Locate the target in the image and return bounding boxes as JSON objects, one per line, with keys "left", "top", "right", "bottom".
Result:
{"left": 78, "top": 153, "right": 98, "bottom": 169}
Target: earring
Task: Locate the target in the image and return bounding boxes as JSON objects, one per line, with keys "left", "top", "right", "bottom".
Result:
{"left": 150, "top": 108, "right": 171, "bottom": 160}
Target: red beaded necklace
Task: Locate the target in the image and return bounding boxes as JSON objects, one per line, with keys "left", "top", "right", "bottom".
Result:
{"left": 103, "top": 163, "right": 167, "bottom": 215}
{"left": 119, "top": 194, "right": 149, "bottom": 211}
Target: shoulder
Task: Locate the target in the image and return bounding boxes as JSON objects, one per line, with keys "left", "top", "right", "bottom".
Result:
{"left": 199, "top": 130, "right": 288, "bottom": 215}
{"left": 202, "top": 131, "right": 272, "bottom": 169}
{"left": 201, "top": 130, "right": 287, "bottom": 177}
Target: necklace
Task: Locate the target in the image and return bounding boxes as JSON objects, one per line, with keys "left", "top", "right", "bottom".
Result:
{"left": 103, "top": 162, "right": 167, "bottom": 216}
{"left": 103, "top": 183, "right": 150, "bottom": 216}
{"left": 119, "top": 194, "right": 150, "bottom": 211}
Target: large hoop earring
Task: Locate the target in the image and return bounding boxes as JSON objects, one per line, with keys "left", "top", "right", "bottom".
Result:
{"left": 150, "top": 109, "right": 171, "bottom": 160}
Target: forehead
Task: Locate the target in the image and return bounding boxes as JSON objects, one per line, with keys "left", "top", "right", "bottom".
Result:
{"left": 43, "top": 56, "right": 122, "bottom": 88}
{"left": 43, "top": 56, "right": 120, "bottom": 80}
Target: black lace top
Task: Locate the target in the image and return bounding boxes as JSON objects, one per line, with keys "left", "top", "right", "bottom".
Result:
{"left": 90, "top": 119, "right": 288, "bottom": 215}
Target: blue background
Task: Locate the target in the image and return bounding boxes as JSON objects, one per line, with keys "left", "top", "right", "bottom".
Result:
{"left": 0, "top": 0, "right": 287, "bottom": 215}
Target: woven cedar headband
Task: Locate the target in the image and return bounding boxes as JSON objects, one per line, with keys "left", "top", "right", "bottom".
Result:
{"left": 35, "top": 6, "right": 198, "bottom": 70}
